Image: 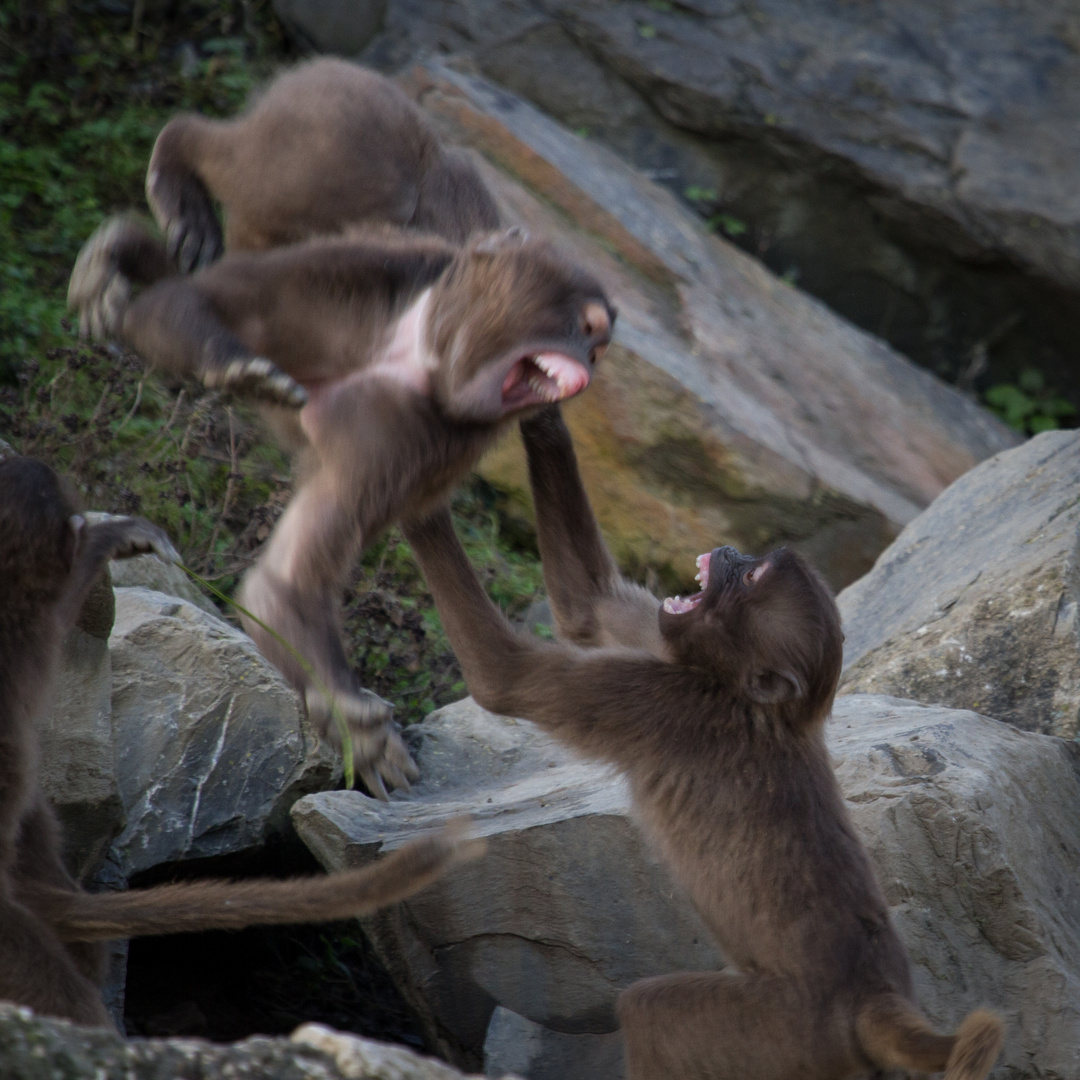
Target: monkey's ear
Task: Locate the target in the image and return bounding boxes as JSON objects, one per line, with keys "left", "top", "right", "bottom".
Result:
{"left": 747, "top": 668, "right": 805, "bottom": 705}
{"left": 473, "top": 227, "right": 529, "bottom": 255}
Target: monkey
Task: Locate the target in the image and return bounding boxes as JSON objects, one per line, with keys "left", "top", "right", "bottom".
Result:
{"left": 0, "top": 455, "right": 483, "bottom": 1028}
{"left": 399, "top": 405, "right": 1005, "bottom": 1080}
{"left": 67, "top": 217, "right": 614, "bottom": 799}
{"left": 146, "top": 57, "right": 500, "bottom": 271}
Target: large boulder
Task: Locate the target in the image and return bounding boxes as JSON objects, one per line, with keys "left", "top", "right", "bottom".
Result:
{"left": 0, "top": 1005, "right": 514, "bottom": 1080}
{"left": 839, "top": 430, "right": 1080, "bottom": 737}
{"left": 295, "top": 694, "right": 1080, "bottom": 1080}
{"left": 400, "top": 63, "right": 1016, "bottom": 591}
{"left": 366, "top": 1, "right": 1080, "bottom": 409}
{"left": 292, "top": 697, "right": 723, "bottom": 1072}
{"left": 108, "top": 587, "right": 337, "bottom": 878}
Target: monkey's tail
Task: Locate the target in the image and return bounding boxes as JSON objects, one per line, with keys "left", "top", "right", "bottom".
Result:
{"left": 30, "top": 818, "right": 484, "bottom": 942}
{"left": 856, "top": 994, "right": 1003, "bottom": 1079}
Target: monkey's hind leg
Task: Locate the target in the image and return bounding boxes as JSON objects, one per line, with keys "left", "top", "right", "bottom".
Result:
{"left": 618, "top": 970, "right": 855, "bottom": 1080}
{"left": 0, "top": 896, "right": 111, "bottom": 1027}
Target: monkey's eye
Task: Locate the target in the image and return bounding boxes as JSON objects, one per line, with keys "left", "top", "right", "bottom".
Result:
{"left": 744, "top": 562, "right": 770, "bottom": 586}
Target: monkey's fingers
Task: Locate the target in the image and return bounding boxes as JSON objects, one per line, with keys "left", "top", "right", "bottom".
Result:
{"left": 167, "top": 217, "right": 223, "bottom": 275}
{"left": 68, "top": 217, "right": 134, "bottom": 341}
{"left": 202, "top": 357, "right": 308, "bottom": 408}
{"left": 104, "top": 518, "right": 181, "bottom": 564}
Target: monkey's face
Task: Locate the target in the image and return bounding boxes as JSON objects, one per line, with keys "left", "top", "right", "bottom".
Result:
{"left": 427, "top": 231, "right": 615, "bottom": 423}
{"left": 658, "top": 545, "right": 843, "bottom": 716}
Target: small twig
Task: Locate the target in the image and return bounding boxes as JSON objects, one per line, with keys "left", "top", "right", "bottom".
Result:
{"left": 71, "top": 383, "right": 112, "bottom": 471}
{"left": 205, "top": 406, "right": 238, "bottom": 561}
{"left": 119, "top": 377, "right": 144, "bottom": 431}
{"left": 131, "top": 0, "right": 146, "bottom": 40}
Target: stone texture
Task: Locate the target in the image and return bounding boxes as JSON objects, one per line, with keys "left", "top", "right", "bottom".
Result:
{"left": 107, "top": 551, "right": 219, "bottom": 615}
{"left": 0, "top": 1005, "right": 512, "bottom": 1079}
{"left": 273, "top": 0, "right": 387, "bottom": 55}
{"left": 296, "top": 694, "right": 1080, "bottom": 1080}
{"left": 829, "top": 695, "right": 1080, "bottom": 1080}
{"left": 365, "top": 1, "right": 1080, "bottom": 408}
{"left": 482, "top": 1007, "right": 624, "bottom": 1080}
{"left": 292, "top": 697, "right": 723, "bottom": 1071}
{"left": 400, "top": 62, "right": 1016, "bottom": 590}
{"left": 839, "top": 430, "right": 1080, "bottom": 737}
{"left": 108, "top": 587, "right": 338, "bottom": 878}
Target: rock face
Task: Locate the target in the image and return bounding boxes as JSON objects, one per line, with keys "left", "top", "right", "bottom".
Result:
{"left": 831, "top": 695, "right": 1080, "bottom": 1080}
{"left": 839, "top": 430, "right": 1080, "bottom": 737}
{"left": 296, "top": 694, "right": 1080, "bottom": 1080}
{"left": 272, "top": 0, "right": 386, "bottom": 56}
{"left": 292, "top": 697, "right": 723, "bottom": 1072}
{"left": 108, "top": 587, "right": 337, "bottom": 878}
{"left": 399, "top": 62, "right": 1016, "bottom": 591}
{"left": 107, "top": 550, "right": 219, "bottom": 616}
{"left": 366, "top": 1, "right": 1080, "bottom": 406}
{"left": 0, "top": 1005, "right": 511, "bottom": 1080}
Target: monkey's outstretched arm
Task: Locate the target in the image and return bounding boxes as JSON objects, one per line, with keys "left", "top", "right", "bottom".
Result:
{"left": 404, "top": 509, "right": 695, "bottom": 764}
{"left": 521, "top": 407, "right": 664, "bottom": 655}
{"left": 27, "top": 821, "right": 483, "bottom": 942}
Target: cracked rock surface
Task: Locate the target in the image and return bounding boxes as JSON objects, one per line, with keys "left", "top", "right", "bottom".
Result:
{"left": 839, "top": 430, "right": 1080, "bottom": 737}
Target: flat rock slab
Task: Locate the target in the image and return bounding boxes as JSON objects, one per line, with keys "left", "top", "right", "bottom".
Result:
{"left": 400, "top": 62, "right": 1015, "bottom": 591}
{"left": 297, "top": 694, "right": 1080, "bottom": 1080}
{"left": 839, "top": 430, "right": 1080, "bottom": 737}
{"left": 483, "top": 1007, "right": 624, "bottom": 1080}
{"left": 108, "top": 587, "right": 337, "bottom": 878}
{"left": 0, "top": 1005, "right": 514, "bottom": 1079}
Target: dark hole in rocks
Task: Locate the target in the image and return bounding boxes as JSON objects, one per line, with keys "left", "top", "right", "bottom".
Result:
{"left": 122, "top": 842, "right": 427, "bottom": 1050}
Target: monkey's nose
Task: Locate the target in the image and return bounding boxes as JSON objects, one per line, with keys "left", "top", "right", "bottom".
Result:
{"left": 581, "top": 301, "right": 612, "bottom": 341}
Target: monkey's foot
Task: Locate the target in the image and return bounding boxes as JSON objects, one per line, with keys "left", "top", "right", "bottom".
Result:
{"left": 202, "top": 357, "right": 308, "bottom": 408}
{"left": 80, "top": 512, "right": 181, "bottom": 565}
{"left": 147, "top": 167, "right": 224, "bottom": 274}
{"left": 68, "top": 217, "right": 137, "bottom": 341}
{"left": 305, "top": 687, "right": 420, "bottom": 800}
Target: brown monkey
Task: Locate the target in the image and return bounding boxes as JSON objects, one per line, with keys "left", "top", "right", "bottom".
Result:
{"left": 0, "top": 455, "right": 483, "bottom": 1027}
{"left": 68, "top": 217, "right": 614, "bottom": 797}
{"left": 401, "top": 406, "right": 1004, "bottom": 1080}
{"left": 146, "top": 57, "right": 499, "bottom": 270}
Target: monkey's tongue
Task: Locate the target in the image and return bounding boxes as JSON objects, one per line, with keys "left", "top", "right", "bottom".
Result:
{"left": 503, "top": 352, "right": 590, "bottom": 406}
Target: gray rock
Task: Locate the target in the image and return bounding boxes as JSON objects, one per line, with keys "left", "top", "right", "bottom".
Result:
{"left": 0, "top": 1005, "right": 511, "bottom": 1079}
{"left": 830, "top": 695, "right": 1080, "bottom": 1079}
{"left": 0, "top": 436, "right": 14, "bottom": 459}
{"left": 402, "top": 62, "right": 1016, "bottom": 590}
{"left": 483, "top": 1007, "right": 624, "bottom": 1080}
{"left": 108, "top": 587, "right": 338, "bottom": 877}
{"left": 292, "top": 697, "right": 724, "bottom": 1070}
{"left": 107, "top": 551, "right": 219, "bottom": 615}
{"left": 839, "top": 430, "right": 1080, "bottom": 737}
{"left": 298, "top": 694, "right": 1080, "bottom": 1079}
{"left": 273, "top": 0, "right": 386, "bottom": 55}
{"left": 368, "top": 1, "right": 1080, "bottom": 408}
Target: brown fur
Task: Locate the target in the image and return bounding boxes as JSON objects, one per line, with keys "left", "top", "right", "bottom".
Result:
{"left": 68, "top": 218, "right": 614, "bottom": 797}
{"left": 0, "top": 456, "right": 483, "bottom": 1027}
{"left": 146, "top": 57, "right": 499, "bottom": 270}
{"left": 402, "top": 406, "right": 1004, "bottom": 1080}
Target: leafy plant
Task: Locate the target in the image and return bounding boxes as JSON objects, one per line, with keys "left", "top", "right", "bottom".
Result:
{"left": 983, "top": 369, "right": 1076, "bottom": 435}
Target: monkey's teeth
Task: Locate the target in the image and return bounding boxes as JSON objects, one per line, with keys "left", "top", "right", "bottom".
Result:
{"left": 663, "top": 595, "right": 701, "bottom": 615}
{"left": 695, "top": 552, "right": 711, "bottom": 589}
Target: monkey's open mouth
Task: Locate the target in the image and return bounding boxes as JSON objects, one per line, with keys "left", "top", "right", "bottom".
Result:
{"left": 502, "top": 352, "right": 590, "bottom": 409}
{"left": 662, "top": 552, "right": 711, "bottom": 614}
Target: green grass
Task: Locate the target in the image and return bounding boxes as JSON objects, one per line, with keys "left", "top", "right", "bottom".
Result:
{"left": 0, "top": 1, "right": 548, "bottom": 725}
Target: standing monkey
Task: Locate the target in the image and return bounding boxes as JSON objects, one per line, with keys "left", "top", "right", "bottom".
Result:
{"left": 68, "top": 219, "right": 614, "bottom": 797}
{"left": 401, "top": 406, "right": 1004, "bottom": 1080}
{"left": 0, "top": 456, "right": 482, "bottom": 1027}
{"left": 146, "top": 57, "right": 500, "bottom": 270}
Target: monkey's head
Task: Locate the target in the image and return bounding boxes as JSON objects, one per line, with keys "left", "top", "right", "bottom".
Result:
{"left": 0, "top": 457, "right": 83, "bottom": 597}
{"left": 426, "top": 230, "right": 615, "bottom": 423}
{"left": 659, "top": 545, "right": 843, "bottom": 719}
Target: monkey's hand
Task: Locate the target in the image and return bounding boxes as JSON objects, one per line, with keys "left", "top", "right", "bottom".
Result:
{"left": 84, "top": 513, "right": 181, "bottom": 565}
{"left": 147, "top": 164, "right": 224, "bottom": 274}
{"left": 201, "top": 356, "right": 308, "bottom": 409}
{"left": 68, "top": 217, "right": 137, "bottom": 341}
{"left": 305, "top": 687, "right": 420, "bottom": 800}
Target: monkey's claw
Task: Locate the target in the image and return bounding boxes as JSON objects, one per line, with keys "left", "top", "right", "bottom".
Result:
{"left": 203, "top": 357, "right": 308, "bottom": 408}
{"left": 305, "top": 687, "right": 420, "bottom": 800}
